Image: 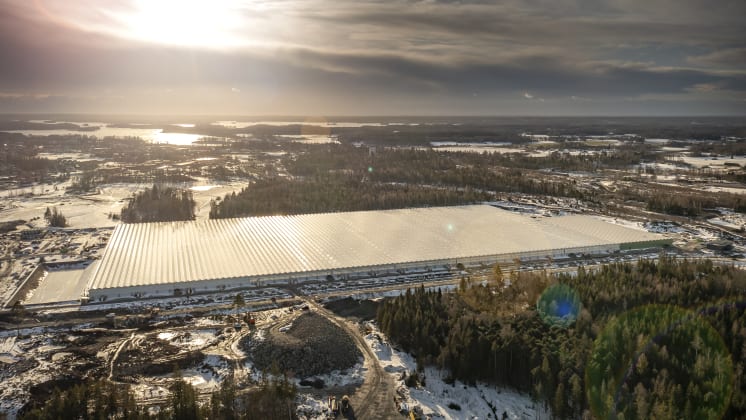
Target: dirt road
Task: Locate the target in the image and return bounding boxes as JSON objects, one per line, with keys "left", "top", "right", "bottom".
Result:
{"left": 306, "top": 299, "right": 400, "bottom": 420}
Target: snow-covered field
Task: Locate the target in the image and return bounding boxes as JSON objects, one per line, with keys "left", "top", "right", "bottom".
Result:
{"left": 0, "top": 180, "right": 248, "bottom": 229}
{"left": 701, "top": 185, "right": 746, "bottom": 196}
{"left": 675, "top": 155, "right": 746, "bottom": 169}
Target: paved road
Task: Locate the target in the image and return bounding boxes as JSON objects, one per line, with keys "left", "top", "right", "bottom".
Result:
{"left": 306, "top": 298, "right": 400, "bottom": 420}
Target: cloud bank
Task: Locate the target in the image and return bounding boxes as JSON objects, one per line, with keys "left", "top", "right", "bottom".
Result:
{"left": 0, "top": 0, "right": 743, "bottom": 115}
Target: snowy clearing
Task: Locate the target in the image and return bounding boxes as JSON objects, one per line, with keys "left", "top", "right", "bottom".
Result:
{"left": 363, "top": 324, "right": 547, "bottom": 419}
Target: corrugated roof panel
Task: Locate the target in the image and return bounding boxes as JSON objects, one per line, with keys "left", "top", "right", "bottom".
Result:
{"left": 87, "top": 205, "right": 663, "bottom": 292}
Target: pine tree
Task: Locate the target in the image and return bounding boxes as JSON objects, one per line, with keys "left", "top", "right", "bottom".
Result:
{"left": 171, "top": 369, "right": 200, "bottom": 420}
{"left": 233, "top": 294, "right": 245, "bottom": 314}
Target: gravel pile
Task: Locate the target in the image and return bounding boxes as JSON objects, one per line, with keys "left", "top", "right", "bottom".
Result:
{"left": 244, "top": 312, "right": 362, "bottom": 377}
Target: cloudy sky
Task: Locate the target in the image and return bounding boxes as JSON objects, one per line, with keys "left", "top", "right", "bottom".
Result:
{"left": 0, "top": 0, "right": 744, "bottom": 115}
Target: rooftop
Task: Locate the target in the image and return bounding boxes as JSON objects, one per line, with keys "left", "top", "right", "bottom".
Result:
{"left": 87, "top": 205, "right": 664, "bottom": 291}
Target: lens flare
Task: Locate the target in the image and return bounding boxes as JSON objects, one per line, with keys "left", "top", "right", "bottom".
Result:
{"left": 536, "top": 283, "right": 581, "bottom": 327}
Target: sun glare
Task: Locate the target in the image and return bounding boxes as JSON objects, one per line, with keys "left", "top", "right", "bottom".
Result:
{"left": 114, "top": 0, "right": 245, "bottom": 48}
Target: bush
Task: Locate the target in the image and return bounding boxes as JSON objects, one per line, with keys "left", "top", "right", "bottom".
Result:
{"left": 405, "top": 372, "right": 420, "bottom": 388}
{"left": 44, "top": 207, "right": 67, "bottom": 227}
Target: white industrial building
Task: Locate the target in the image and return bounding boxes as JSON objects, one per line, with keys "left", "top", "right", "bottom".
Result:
{"left": 82, "top": 205, "right": 669, "bottom": 302}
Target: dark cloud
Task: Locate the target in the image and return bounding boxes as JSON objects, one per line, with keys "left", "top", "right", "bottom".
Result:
{"left": 687, "top": 48, "right": 746, "bottom": 68}
{"left": 0, "top": 0, "right": 743, "bottom": 115}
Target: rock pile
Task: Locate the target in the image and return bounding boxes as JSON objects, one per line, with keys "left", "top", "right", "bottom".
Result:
{"left": 245, "top": 312, "right": 361, "bottom": 377}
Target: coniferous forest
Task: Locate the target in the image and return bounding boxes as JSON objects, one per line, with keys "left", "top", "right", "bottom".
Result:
{"left": 377, "top": 257, "right": 746, "bottom": 419}
{"left": 20, "top": 370, "right": 296, "bottom": 420}
{"left": 209, "top": 176, "right": 491, "bottom": 218}
{"left": 208, "top": 144, "right": 746, "bottom": 219}
{"left": 121, "top": 185, "right": 196, "bottom": 223}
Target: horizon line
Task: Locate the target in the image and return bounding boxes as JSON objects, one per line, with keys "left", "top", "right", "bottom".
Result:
{"left": 1, "top": 113, "right": 745, "bottom": 118}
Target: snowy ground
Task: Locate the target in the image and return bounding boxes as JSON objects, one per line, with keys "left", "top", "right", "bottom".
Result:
{"left": 675, "top": 155, "right": 746, "bottom": 169}
{"left": 362, "top": 324, "right": 547, "bottom": 419}
{"left": 709, "top": 218, "right": 742, "bottom": 230}
{"left": 0, "top": 331, "right": 72, "bottom": 417}
{"left": 293, "top": 361, "right": 366, "bottom": 419}
{"left": 156, "top": 329, "right": 219, "bottom": 352}
{"left": 0, "top": 228, "right": 110, "bottom": 306}
{"left": 600, "top": 217, "right": 729, "bottom": 251}
{"left": 296, "top": 394, "right": 334, "bottom": 420}
{"left": 700, "top": 185, "right": 746, "bottom": 196}
{"left": 1, "top": 304, "right": 545, "bottom": 420}
{"left": 297, "top": 361, "right": 365, "bottom": 390}
{"left": 710, "top": 209, "right": 746, "bottom": 231}
{"left": 0, "top": 180, "right": 248, "bottom": 228}
{"left": 109, "top": 327, "right": 232, "bottom": 404}
{"left": 430, "top": 144, "right": 552, "bottom": 157}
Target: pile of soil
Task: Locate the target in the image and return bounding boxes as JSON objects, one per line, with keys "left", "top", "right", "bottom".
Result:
{"left": 114, "top": 336, "right": 204, "bottom": 380}
{"left": 64, "top": 331, "right": 125, "bottom": 357}
{"left": 324, "top": 297, "right": 380, "bottom": 320}
{"left": 244, "top": 312, "right": 361, "bottom": 377}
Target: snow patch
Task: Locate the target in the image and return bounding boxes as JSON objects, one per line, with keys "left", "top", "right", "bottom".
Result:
{"left": 295, "top": 394, "right": 329, "bottom": 420}
{"left": 363, "top": 324, "right": 547, "bottom": 419}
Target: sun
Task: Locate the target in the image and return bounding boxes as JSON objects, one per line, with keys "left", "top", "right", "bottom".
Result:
{"left": 113, "top": 0, "right": 245, "bottom": 48}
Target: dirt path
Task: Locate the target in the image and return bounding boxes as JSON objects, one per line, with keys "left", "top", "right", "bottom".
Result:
{"left": 108, "top": 332, "right": 135, "bottom": 381}
{"left": 305, "top": 299, "right": 400, "bottom": 420}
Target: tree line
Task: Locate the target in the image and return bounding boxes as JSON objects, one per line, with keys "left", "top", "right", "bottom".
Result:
{"left": 20, "top": 369, "right": 297, "bottom": 420}
{"left": 286, "top": 144, "right": 656, "bottom": 178}
{"left": 209, "top": 175, "right": 491, "bottom": 218}
{"left": 376, "top": 257, "right": 746, "bottom": 419}
{"left": 285, "top": 144, "right": 746, "bottom": 217}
